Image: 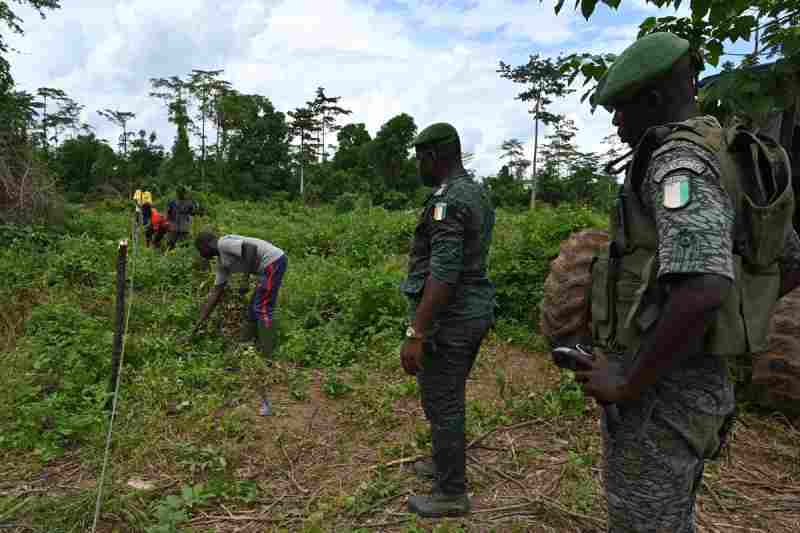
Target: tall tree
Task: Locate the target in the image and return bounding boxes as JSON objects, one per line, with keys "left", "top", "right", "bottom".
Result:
{"left": 188, "top": 69, "right": 224, "bottom": 186}
{"left": 333, "top": 122, "right": 371, "bottom": 172}
{"left": 55, "top": 132, "right": 118, "bottom": 194}
{"left": 97, "top": 109, "right": 136, "bottom": 195}
{"left": 35, "top": 87, "right": 66, "bottom": 155}
{"left": 368, "top": 113, "right": 417, "bottom": 194}
{"left": 499, "top": 138, "right": 531, "bottom": 181}
{"left": 150, "top": 76, "right": 195, "bottom": 186}
{"left": 128, "top": 130, "right": 164, "bottom": 182}
{"left": 287, "top": 106, "right": 320, "bottom": 196}
{"left": 225, "top": 93, "right": 291, "bottom": 197}
{"left": 539, "top": 117, "right": 579, "bottom": 179}
{"left": 498, "top": 54, "right": 573, "bottom": 208}
{"left": 309, "top": 87, "right": 352, "bottom": 162}
{"left": 208, "top": 78, "right": 233, "bottom": 182}
{"left": 96, "top": 108, "right": 136, "bottom": 156}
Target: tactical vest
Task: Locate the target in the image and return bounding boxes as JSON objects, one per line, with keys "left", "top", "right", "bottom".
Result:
{"left": 590, "top": 117, "right": 794, "bottom": 355}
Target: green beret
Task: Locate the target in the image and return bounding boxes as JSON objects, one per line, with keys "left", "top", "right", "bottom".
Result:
{"left": 412, "top": 122, "right": 460, "bottom": 147}
{"left": 593, "top": 32, "right": 690, "bottom": 107}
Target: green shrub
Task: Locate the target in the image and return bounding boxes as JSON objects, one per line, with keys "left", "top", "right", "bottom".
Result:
{"left": 490, "top": 204, "right": 607, "bottom": 324}
{"left": 1, "top": 303, "right": 111, "bottom": 456}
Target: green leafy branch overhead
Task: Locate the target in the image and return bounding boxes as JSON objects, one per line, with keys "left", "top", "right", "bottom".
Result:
{"left": 548, "top": 0, "right": 800, "bottom": 123}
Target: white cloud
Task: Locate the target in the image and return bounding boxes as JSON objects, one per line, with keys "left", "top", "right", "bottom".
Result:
{"left": 5, "top": 0, "right": 646, "bottom": 179}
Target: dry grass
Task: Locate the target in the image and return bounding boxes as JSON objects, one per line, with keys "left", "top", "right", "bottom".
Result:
{"left": 1, "top": 339, "right": 799, "bottom": 532}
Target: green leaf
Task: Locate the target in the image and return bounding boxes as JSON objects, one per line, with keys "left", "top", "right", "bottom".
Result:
{"left": 690, "top": 0, "right": 712, "bottom": 21}
{"left": 581, "top": 0, "right": 599, "bottom": 20}
{"left": 705, "top": 40, "right": 724, "bottom": 67}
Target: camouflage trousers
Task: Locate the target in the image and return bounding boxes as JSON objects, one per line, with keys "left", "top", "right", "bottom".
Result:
{"left": 602, "top": 355, "right": 735, "bottom": 533}
{"left": 417, "top": 317, "right": 492, "bottom": 495}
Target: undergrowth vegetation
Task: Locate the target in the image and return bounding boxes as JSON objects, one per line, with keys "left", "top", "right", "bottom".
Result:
{"left": 0, "top": 196, "right": 606, "bottom": 530}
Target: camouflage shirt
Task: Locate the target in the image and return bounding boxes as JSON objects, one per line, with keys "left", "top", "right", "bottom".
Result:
{"left": 642, "top": 115, "right": 800, "bottom": 282}
{"left": 400, "top": 174, "right": 496, "bottom": 323}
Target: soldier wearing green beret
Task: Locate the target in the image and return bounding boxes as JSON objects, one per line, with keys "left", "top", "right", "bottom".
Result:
{"left": 554, "top": 32, "right": 800, "bottom": 532}
{"left": 400, "top": 122, "right": 496, "bottom": 518}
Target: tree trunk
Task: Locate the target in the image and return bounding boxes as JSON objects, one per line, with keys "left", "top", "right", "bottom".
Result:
{"left": 42, "top": 94, "right": 48, "bottom": 158}
{"left": 123, "top": 122, "right": 130, "bottom": 198}
{"left": 201, "top": 89, "right": 207, "bottom": 188}
{"left": 530, "top": 97, "right": 540, "bottom": 209}
{"left": 300, "top": 133, "right": 305, "bottom": 196}
{"left": 321, "top": 115, "right": 326, "bottom": 163}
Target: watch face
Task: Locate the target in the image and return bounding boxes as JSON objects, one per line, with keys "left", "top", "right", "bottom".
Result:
{"left": 405, "top": 326, "right": 414, "bottom": 338}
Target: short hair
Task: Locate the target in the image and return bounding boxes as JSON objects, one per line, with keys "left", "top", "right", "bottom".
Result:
{"left": 195, "top": 231, "right": 216, "bottom": 250}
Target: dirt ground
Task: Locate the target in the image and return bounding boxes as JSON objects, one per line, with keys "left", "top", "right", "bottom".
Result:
{"left": 2, "top": 341, "right": 800, "bottom": 532}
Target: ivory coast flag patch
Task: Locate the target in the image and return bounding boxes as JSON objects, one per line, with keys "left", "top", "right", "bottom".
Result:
{"left": 663, "top": 175, "right": 691, "bottom": 209}
{"left": 433, "top": 202, "right": 447, "bottom": 221}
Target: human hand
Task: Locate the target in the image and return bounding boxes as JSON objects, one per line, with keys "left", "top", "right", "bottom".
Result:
{"left": 573, "top": 350, "right": 631, "bottom": 404}
{"left": 400, "top": 338, "right": 424, "bottom": 376}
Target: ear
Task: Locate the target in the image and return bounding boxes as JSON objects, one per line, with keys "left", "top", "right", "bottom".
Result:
{"left": 645, "top": 89, "right": 663, "bottom": 110}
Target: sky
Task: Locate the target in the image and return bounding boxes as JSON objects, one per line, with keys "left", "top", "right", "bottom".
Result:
{"left": 5, "top": 0, "right": 752, "bottom": 178}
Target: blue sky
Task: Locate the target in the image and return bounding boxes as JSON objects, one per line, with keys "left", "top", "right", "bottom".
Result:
{"left": 6, "top": 0, "right": 757, "bottom": 178}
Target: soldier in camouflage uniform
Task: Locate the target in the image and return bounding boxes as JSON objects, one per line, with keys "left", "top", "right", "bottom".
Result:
{"left": 554, "top": 33, "right": 800, "bottom": 532}
{"left": 399, "top": 122, "right": 495, "bottom": 518}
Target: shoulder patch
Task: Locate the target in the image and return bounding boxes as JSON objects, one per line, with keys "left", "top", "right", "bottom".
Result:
{"left": 651, "top": 156, "right": 706, "bottom": 184}
{"left": 432, "top": 202, "right": 447, "bottom": 221}
{"left": 663, "top": 174, "right": 691, "bottom": 209}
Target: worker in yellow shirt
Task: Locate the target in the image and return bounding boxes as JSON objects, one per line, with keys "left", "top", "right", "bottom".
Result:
{"left": 133, "top": 189, "right": 153, "bottom": 224}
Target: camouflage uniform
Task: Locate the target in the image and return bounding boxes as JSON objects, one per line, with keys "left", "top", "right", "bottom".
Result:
{"left": 401, "top": 174, "right": 495, "bottom": 495}
{"left": 603, "top": 117, "right": 800, "bottom": 532}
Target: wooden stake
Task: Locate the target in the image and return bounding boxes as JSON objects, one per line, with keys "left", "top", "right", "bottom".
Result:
{"left": 107, "top": 240, "right": 128, "bottom": 409}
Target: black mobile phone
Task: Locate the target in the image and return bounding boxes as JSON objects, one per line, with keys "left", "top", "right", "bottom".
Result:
{"left": 551, "top": 346, "right": 594, "bottom": 372}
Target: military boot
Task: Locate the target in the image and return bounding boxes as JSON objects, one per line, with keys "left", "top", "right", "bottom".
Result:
{"left": 256, "top": 324, "right": 276, "bottom": 357}
{"left": 413, "top": 458, "right": 436, "bottom": 481}
{"left": 239, "top": 319, "right": 258, "bottom": 342}
{"left": 407, "top": 491, "right": 470, "bottom": 518}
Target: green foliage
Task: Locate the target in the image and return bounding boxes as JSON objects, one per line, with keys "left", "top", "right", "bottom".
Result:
{"left": 1, "top": 196, "right": 609, "bottom": 459}
{"left": 146, "top": 483, "right": 211, "bottom": 533}
{"left": 54, "top": 133, "right": 120, "bottom": 194}
{"left": 322, "top": 369, "right": 353, "bottom": 398}
{"left": 343, "top": 470, "right": 401, "bottom": 517}
{"left": 1, "top": 303, "right": 110, "bottom": 457}
{"left": 484, "top": 166, "right": 529, "bottom": 210}
{"left": 555, "top": 0, "right": 800, "bottom": 120}
{"left": 223, "top": 93, "right": 293, "bottom": 197}
{"left": 491, "top": 204, "right": 607, "bottom": 323}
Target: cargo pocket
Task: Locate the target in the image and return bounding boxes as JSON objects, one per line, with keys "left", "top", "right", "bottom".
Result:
{"left": 615, "top": 251, "right": 655, "bottom": 351}
{"left": 740, "top": 265, "right": 781, "bottom": 353}
{"left": 708, "top": 255, "right": 747, "bottom": 355}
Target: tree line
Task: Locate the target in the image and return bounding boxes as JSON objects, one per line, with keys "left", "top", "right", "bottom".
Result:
{"left": 1, "top": 0, "right": 797, "bottom": 218}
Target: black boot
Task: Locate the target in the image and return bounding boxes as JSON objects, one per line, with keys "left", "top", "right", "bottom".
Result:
{"left": 407, "top": 491, "right": 470, "bottom": 518}
{"left": 239, "top": 319, "right": 257, "bottom": 342}
{"left": 256, "top": 324, "right": 276, "bottom": 357}
{"left": 413, "top": 458, "right": 436, "bottom": 481}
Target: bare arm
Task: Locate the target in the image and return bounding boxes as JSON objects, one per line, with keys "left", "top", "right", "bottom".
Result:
{"left": 412, "top": 277, "right": 455, "bottom": 335}
{"left": 192, "top": 285, "right": 226, "bottom": 335}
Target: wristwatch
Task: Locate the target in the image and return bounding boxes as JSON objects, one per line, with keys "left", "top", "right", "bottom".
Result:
{"left": 405, "top": 326, "right": 424, "bottom": 340}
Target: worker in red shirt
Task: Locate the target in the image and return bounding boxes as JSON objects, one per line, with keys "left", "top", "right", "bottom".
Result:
{"left": 142, "top": 203, "right": 171, "bottom": 249}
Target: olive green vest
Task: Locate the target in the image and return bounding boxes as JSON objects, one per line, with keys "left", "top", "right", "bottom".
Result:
{"left": 591, "top": 117, "right": 794, "bottom": 355}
